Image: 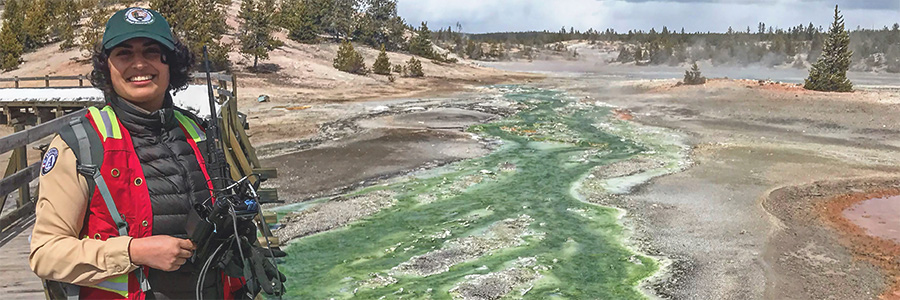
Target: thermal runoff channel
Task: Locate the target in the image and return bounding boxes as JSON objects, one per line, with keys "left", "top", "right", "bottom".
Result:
{"left": 278, "top": 86, "right": 689, "bottom": 299}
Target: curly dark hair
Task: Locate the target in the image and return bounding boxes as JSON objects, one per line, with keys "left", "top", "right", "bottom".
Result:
{"left": 89, "top": 37, "right": 195, "bottom": 97}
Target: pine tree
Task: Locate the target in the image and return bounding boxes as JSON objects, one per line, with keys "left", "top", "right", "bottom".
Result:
{"left": 522, "top": 46, "right": 533, "bottom": 61}
{"left": 79, "top": 1, "right": 111, "bottom": 57}
{"left": 333, "top": 40, "right": 367, "bottom": 74}
{"left": 308, "top": 0, "right": 332, "bottom": 29}
{"left": 239, "top": 0, "right": 281, "bottom": 70}
{"left": 465, "top": 40, "right": 482, "bottom": 60}
{"left": 453, "top": 34, "right": 465, "bottom": 57}
{"left": 191, "top": 0, "right": 232, "bottom": 70}
{"left": 372, "top": 44, "right": 391, "bottom": 75}
{"left": 889, "top": 23, "right": 900, "bottom": 45}
{"left": 683, "top": 62, "right": 706, "bottom": 85}
{"left": 804, "top": 5, "right": 853, "bottom": 92}
{"left": 385, "top": 16, "right": 407, "bottom": 51}
{"left": 357, "top": 0, "right": 403, "bottom": 50}
{"left": 634, "top": 45, "right": 643, "bottom": 63}
{"left": 284, "top": 0, "right": 332, "bottom": 40}
{"left": 408, "top": 22, "right": 434, "bottom": 58}
{"left": 150, "top": 0, "right": 194, "bottom": 31}
{"left": 616, "top": 45, "right": 633, "bottom": 62}
{"left": 0, "top": 22, "right": 24, "bottom": 70}
{"left": 488, "top": 43, "right": 500, "bottom": 59}
{"left": 53, "top": 0, "right": 80, "bottom": 50}
{"left": 281, "top": 0, "right": 321, "bottom": 43}
{"left": 324, "top": 0, "right": 358, "bottom": 40}
{"left": 405, "top": 56, "right": 423, "bottom": 77}
{"left": 2, "top": 0, "right": 22, "bottom": 21}
{"left": 0, "top": 0, "right": 25, "bottom": 70}
{"left": 22, "top": 0, "right": 52, "bottom": 50}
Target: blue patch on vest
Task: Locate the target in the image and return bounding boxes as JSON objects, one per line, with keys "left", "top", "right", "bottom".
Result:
{"left": 41, "top": 148, "right": 59, "bottom": 176}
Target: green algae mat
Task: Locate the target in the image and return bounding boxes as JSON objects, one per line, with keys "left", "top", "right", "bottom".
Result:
{"left": 276, "top": 86, "right": 688, "bottom": 299}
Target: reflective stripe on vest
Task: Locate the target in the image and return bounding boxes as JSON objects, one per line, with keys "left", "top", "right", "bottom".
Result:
{"left": 173, "top": 111, "right": 206, "bottom": 143}
{"left": 90, "top": 273, "right": 129, "bottom": 298}
{"left": 87, "top": 106, "right": 123, "bottom": 141}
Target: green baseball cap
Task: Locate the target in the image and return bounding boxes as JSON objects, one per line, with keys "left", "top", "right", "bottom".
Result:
{"left": 102, "top": 7, "right": 175, "bottom": 51}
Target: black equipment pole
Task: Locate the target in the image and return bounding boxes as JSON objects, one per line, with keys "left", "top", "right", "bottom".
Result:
{"left": 203, "top": 46, "right": 227, "bottom": 185}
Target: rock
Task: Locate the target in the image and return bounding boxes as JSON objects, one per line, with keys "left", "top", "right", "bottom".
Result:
{"left": 371, "top": 105, "right": 390, "bottom": 113}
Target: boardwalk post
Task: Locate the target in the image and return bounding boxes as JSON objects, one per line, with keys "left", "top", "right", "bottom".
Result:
{"left": 231, "top": 73, "right": 238, "bottom": 105}
{"left": 13, "top": 122, "right": 29, "bottom": 208}
{"left": 45, "top": 75, "right": 50, "bottom": 87}
{"left": 218, "top": 79, "right": 228, "bottom": 104}
{"left": 14, "top": 76, "right": 18, "bottom": 88}
{"left": 0, "top": 152, "right": 15, "bottom": 215}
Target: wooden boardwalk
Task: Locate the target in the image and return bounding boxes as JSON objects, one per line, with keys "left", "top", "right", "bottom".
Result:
{"left": 0, "top": 215, "right": 45, "bottom": 299}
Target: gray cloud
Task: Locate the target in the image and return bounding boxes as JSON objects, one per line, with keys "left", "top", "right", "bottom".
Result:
{"left": 398, "top": 0, "right": 900, "bottom": 34}
{"left": 800, "top": 0, "right": 898, "bottom": 10}
{"left": 619, "top": 0, "right": 897, "bottom": 10}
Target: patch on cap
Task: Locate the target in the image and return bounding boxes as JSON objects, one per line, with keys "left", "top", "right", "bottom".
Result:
{"left": 41, "top": 148, "right": 58, "bottom": 176}
{"left": 124, "top": 8, "right": 154, "bottom": 25}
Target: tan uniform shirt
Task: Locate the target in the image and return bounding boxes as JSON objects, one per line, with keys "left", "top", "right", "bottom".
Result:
{"left": 29, "top": 135, "right": 138, "bottom": 286}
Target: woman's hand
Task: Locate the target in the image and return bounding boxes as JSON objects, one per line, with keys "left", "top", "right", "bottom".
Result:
{"left": 129, "top": 236, "right": 195, "bottom": 271}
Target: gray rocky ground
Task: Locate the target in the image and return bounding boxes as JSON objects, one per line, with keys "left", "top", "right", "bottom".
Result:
{"left": 555, "top": 75, "right": 900, "bottom": 299}
{"left": 261, "top": 67, "right": 900, "bottom": 299}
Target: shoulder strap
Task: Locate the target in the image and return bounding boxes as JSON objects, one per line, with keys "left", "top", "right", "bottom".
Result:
{"left": 57, "top": 117, "right": 103, "bottom": 209}
{"left": 58, "top": 112, "right": 127, "bottom": 237}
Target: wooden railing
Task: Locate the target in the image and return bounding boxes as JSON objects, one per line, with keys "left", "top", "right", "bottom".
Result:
{"left": 0, "top": 75, "right": 91, "bottom": 88}
{"left": 0, "top": 75, "right": 99, "bottom": 230}
{"left": 189, "top": 72, "right": 280, "bottom": 204}
{"left": 0, "top": 108, "right": 88, "bottom": 230}
{"left": 0, "top": 73, "right": 236, "bottom": 89}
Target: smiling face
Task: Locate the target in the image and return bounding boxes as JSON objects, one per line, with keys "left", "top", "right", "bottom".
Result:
{"left": 107, "top": 37, "right": 170, "bottom": 111}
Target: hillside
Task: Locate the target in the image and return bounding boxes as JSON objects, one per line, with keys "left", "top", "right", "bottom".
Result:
{"left": 0, "top": 0, "right": 539, "bottom": 146}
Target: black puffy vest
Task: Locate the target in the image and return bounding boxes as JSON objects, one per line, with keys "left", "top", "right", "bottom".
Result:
{"left": 109, "top": 96, "right": 217, "bottom": 299}
{"left": 110, "top": 96, "right": 209, "bottom": 236}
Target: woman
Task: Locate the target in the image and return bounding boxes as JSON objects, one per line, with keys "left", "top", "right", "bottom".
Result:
{"left": 29, "top": 7, "right": 243, "bottom": 299}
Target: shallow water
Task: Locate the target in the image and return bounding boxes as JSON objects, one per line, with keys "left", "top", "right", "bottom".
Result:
{"left": 843, "top": 195, "right": 900, "bottom": 243}
{"left": 277, "top": 86, "right": 686, "bottom": 299}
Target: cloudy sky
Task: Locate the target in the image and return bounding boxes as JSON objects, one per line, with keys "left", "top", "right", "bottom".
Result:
{"left": 397, "top": 0, "right": 900, "bottom": 34}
